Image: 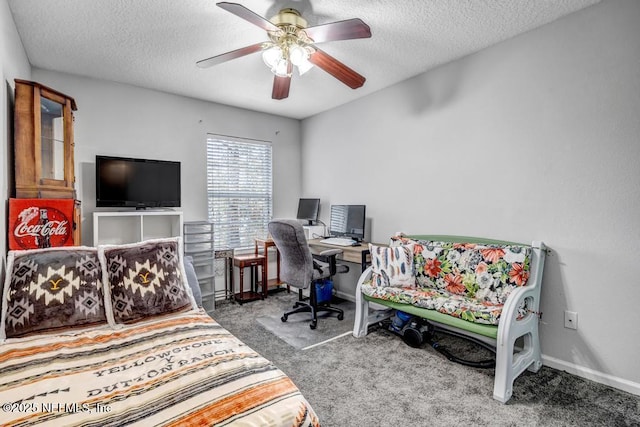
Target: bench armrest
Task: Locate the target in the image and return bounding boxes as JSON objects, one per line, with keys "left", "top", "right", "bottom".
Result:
{"left": 353, "top": 266, "right": 391, "bottom": 338}
{"left": 355, "top": 265, "right": 373, "bottom": 292}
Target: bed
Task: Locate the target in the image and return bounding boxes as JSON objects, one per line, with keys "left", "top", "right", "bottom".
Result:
{"left": 0, "top": 238, "right": 319, "bottom": 426}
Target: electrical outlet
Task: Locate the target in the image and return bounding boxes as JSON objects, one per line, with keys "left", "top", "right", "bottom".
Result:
{"left": 564, "top": 311, "right": 578, "bottom": 329}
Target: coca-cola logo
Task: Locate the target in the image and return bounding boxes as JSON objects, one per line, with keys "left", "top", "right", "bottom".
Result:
{"left": 13, "top": 206, "right": 71, "bottom": 249}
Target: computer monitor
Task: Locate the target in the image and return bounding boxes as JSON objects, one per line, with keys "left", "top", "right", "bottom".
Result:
{"left": 329, "top": 205, "right": 366, "bottom": 242}
{"left": 296, "top": 198, "right": 320, "bottom": 225}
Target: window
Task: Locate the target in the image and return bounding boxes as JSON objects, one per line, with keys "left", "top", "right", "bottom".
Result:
{"left": 207, "top": 134, "right": 273, "bottom": 250}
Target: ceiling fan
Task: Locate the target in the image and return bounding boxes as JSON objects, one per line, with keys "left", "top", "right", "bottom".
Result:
{"left": 197, "top": 2, "right": 372, "bottom": 100}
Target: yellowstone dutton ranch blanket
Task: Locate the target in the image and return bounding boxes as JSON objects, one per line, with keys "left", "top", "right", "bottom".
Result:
{"left": 0, "top": 311, "right": 319, "bottom": 426}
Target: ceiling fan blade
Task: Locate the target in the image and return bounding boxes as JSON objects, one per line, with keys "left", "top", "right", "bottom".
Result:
{"left": 303, "top": 18, "right": 371, "bottom": 43}
{"left": 196, "top": 42, "right": 263, "bottom": 68}
{"left": 272, "top": 62, "right": 293, "bottom": 100}
{"left": 217, "top": 2, "right": 280, "bottom": 32}
{"left": 309, "top": 49, "right": 366, "bottom": 89}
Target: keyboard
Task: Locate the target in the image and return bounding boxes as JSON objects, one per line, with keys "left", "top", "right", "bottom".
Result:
{"left": 320, "top": 237, "right": 357, "bottom": 247}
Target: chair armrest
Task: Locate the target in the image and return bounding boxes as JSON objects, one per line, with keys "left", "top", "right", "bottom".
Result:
{"left": 312, "top": 249, "right": 344, "bottom": 276}
{"left": 318, "top": 248, "right": 343, "bottom": 257}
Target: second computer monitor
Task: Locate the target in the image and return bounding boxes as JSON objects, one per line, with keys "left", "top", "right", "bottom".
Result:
{"left": 296, "top": 198, "right": 320, "bottom": 225}
{"left": 329, "top": 205, "right": 366, "bottom": 242}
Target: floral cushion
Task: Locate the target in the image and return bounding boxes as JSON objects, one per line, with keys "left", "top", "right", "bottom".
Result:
{"left": 369, "top": 243, "right": 415, "bottom": 287}
{"left": 99, "top": 238, "right": 197, "bottom": 325}
{"left": 372, "top": 236, "right": 535, "bottom": 325}
{"left": 361, "top": 282, "right": 505, "bottom": 325}
{"left": 361, "top": 283, "right": 417, "bottom": 305}
{"left": 392, "top": 236, "right": 531, "bottom": 306}
{"left": 1, "top": 247, "right": 106, "bottom": 340}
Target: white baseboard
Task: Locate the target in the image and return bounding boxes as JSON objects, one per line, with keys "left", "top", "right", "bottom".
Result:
{"left": 542, "top": 354, "right": 640, "bottom": 397}
{"left": 335, "top": 290, "right": 355, "bottom": 302}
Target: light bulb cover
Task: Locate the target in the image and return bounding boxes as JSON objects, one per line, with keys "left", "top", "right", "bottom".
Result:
{"left": 273, "top": 58, "right": 290, "bottom": 77}
{"left": 289, "top": 44, "right": 308, "bottom": 66}
{"left": 297, "top": 58, "right": 314, "bottom": 76}
{"left": 262, "top": 46, "right": 282, "bottom": 69}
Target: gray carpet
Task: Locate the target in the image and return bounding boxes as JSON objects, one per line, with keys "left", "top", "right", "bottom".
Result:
{"left": 210, "top": 292, "right": 640, "bottom": 427}
{"left": 256, "top": 297, "right": 355, "bottom": 349}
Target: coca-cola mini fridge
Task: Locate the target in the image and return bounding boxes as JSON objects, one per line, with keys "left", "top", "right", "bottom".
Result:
{"left": 8, "top": 198, "right": 76, "bottom": 250}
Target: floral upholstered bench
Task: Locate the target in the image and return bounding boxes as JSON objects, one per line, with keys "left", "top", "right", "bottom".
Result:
{"left": 352, "top": 234, "right": 547, "bottom": 403}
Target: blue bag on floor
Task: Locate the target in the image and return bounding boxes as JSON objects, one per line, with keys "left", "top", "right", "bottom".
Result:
{"left": 315, "top": 279, "right": 333, "bottom": 303}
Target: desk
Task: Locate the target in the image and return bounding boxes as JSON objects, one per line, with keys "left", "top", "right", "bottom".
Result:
{"left": 307, "top": 239, "right": 373, "bottom": 272}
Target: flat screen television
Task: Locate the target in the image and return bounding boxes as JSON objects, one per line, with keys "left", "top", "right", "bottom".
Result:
{"left": 95, "top": 155, "right": 181, "bottom": 209}
{"left": 296, "top": 198, "right": 320, "bottom": 225}
{"left": 329, "top": 204, "right": 366, "bottom": 241}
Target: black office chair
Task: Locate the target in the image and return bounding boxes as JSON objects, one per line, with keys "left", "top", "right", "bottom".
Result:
{"left": 268, "top": 219, "right": 348, "bottom": 329}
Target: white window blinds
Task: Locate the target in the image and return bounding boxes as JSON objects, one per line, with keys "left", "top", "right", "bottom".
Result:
{"left": 206, "top": 135, "right": 273, "bottom": 250}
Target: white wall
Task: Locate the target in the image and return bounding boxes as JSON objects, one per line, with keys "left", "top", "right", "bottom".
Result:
{"left": 29, "top": 69, "right": 302, "bottom": 246}
{"left": 0, "top": 0, "right": 30, "bottom": 263}
{"left": 302, "top": 0, "right": 640, "bottom": 393}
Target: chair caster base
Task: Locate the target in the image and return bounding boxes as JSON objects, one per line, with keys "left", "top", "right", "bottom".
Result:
{"left": 338, "top": 313, "right": 344, "bottom": 321}
{"left": 281, "top": 315, "right": 288, "bottom": 322}
{"left": 310, "top": 321, "right": 317, "bottom": 329}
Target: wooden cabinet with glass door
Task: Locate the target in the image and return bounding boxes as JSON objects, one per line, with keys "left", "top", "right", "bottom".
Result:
{"left": 13, "top": 79, "right": 77, "bottom": 199}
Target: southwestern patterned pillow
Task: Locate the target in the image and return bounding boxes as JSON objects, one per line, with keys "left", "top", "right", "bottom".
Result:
{"left": 99, "top": 238, "right": 197, "bottom": 325}
{"left": 1, "top": 247, "right": 106, "bottom": 340}
{"left": 368, "top": 243, "right": 415, "bottom": 288}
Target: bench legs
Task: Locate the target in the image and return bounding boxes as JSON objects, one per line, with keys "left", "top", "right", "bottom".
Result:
{"left": 493, "top": 320, "right": 542, "bottom": 403}
{"left": 355, "top": 272, "right": 546, "bottom": 403}
{"left": 355, "top": 300, "right": 543, "bottom": 404}
{"left": 353, "top": 291, "right": 369, "bottom": 338}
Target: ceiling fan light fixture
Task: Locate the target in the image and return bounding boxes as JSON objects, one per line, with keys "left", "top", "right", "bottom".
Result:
{"left": 262, "top": 41, "right": 310, "bottom": 77}
{"left": 260, "top": 8, "right": 317, "bottom": 78}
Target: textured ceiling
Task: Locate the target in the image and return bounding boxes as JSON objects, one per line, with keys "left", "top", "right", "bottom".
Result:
{"left": 8, "top": 0, "right": 600, "bottom": 119}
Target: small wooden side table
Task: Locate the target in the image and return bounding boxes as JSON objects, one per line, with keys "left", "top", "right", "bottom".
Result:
{"left": 233, "top": 254, "right": 267, "bottom": 304}
{"left": 254, "top": 238, "right": 287, "bottom": 294}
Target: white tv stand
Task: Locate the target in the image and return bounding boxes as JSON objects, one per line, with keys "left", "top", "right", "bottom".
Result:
{"left": 93, "top": 210, "right": 183, "bottom": 246}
